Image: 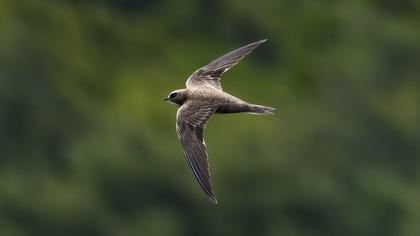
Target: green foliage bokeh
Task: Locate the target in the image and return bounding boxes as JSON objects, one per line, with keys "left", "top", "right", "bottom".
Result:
{"left": 0, "top": 0, "right": 419, "bottom": 235}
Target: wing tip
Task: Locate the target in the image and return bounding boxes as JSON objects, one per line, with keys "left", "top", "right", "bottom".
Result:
{"left": 208, "top": 195, "right": 218, "bottom": 205}
{"left": 254, "top": 39, "right": 268, "bottom": 45}
{"left": 244, "top": 39, "right": 268, "bottom": 50}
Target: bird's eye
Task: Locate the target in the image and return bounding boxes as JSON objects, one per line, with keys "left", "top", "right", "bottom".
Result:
{"left": 170, "top": 93, "right": 177, "bottom": 98}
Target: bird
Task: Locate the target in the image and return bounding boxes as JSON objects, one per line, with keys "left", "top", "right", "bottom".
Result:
{"left": 164, "top": 39, "right": 275, "bottom": 204}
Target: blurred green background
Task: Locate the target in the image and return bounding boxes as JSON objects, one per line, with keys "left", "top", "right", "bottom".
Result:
{"left": 1, "top": 0, "right": 420, "bottom": 235}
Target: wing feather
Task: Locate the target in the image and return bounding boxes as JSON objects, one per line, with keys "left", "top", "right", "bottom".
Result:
{"left": 186, "top": 39, "right": 267, "bottom": 91}
{"left": 176, "top": 101, "right": 218, "bottom": 204}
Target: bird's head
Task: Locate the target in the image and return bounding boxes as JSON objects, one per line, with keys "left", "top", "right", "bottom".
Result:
{"left": 164, "top": 89, "right": 187, "bottom": 106}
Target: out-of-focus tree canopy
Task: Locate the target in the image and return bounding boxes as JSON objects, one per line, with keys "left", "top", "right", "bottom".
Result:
{"left": 0, "top": 0, "right": 419, "bottom": 235}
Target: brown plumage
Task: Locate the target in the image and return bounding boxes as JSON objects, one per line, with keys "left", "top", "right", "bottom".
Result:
{"left": 165, "top": 39, "right": 275, "bottom": 204}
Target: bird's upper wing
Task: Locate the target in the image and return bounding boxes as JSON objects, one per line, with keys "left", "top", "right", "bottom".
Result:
{"left": 176, "top": 100, "right": 218, "bottom": 204}
{"left": 186, "top": 39, "right": 267, "bottom": 91}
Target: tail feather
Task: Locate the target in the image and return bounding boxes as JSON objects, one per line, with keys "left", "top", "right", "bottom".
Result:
{"left": 248, "top": 104, "right": 275, "bottom": 115}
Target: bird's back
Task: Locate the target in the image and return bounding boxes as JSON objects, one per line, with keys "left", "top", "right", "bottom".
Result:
{"left": 187, "top": 87, "right": 244, "bottom": 104}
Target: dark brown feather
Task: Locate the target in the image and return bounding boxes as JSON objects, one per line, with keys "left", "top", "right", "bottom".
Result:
{"left": 176, "top": 101, "right": 218, "bottom": 204}
{"left": 186, "top": 39, "right": 267, "bottom": 91}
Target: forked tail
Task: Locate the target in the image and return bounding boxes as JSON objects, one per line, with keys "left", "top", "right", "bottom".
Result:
{"left": 248, "top": 104, "right": 275, "bottom": 115}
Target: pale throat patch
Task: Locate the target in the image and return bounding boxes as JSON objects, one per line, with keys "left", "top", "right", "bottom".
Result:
{"left": 168, "top": 100, "right": 181, "bottom": 107}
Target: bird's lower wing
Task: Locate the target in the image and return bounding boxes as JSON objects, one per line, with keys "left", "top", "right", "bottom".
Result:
{"left": 176, "top": 101, "right": 218, "bottom": 204}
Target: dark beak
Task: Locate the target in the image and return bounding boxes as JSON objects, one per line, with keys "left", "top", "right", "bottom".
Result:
{"left": 164, "top": 98, "right": 169, "bottom": 101}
